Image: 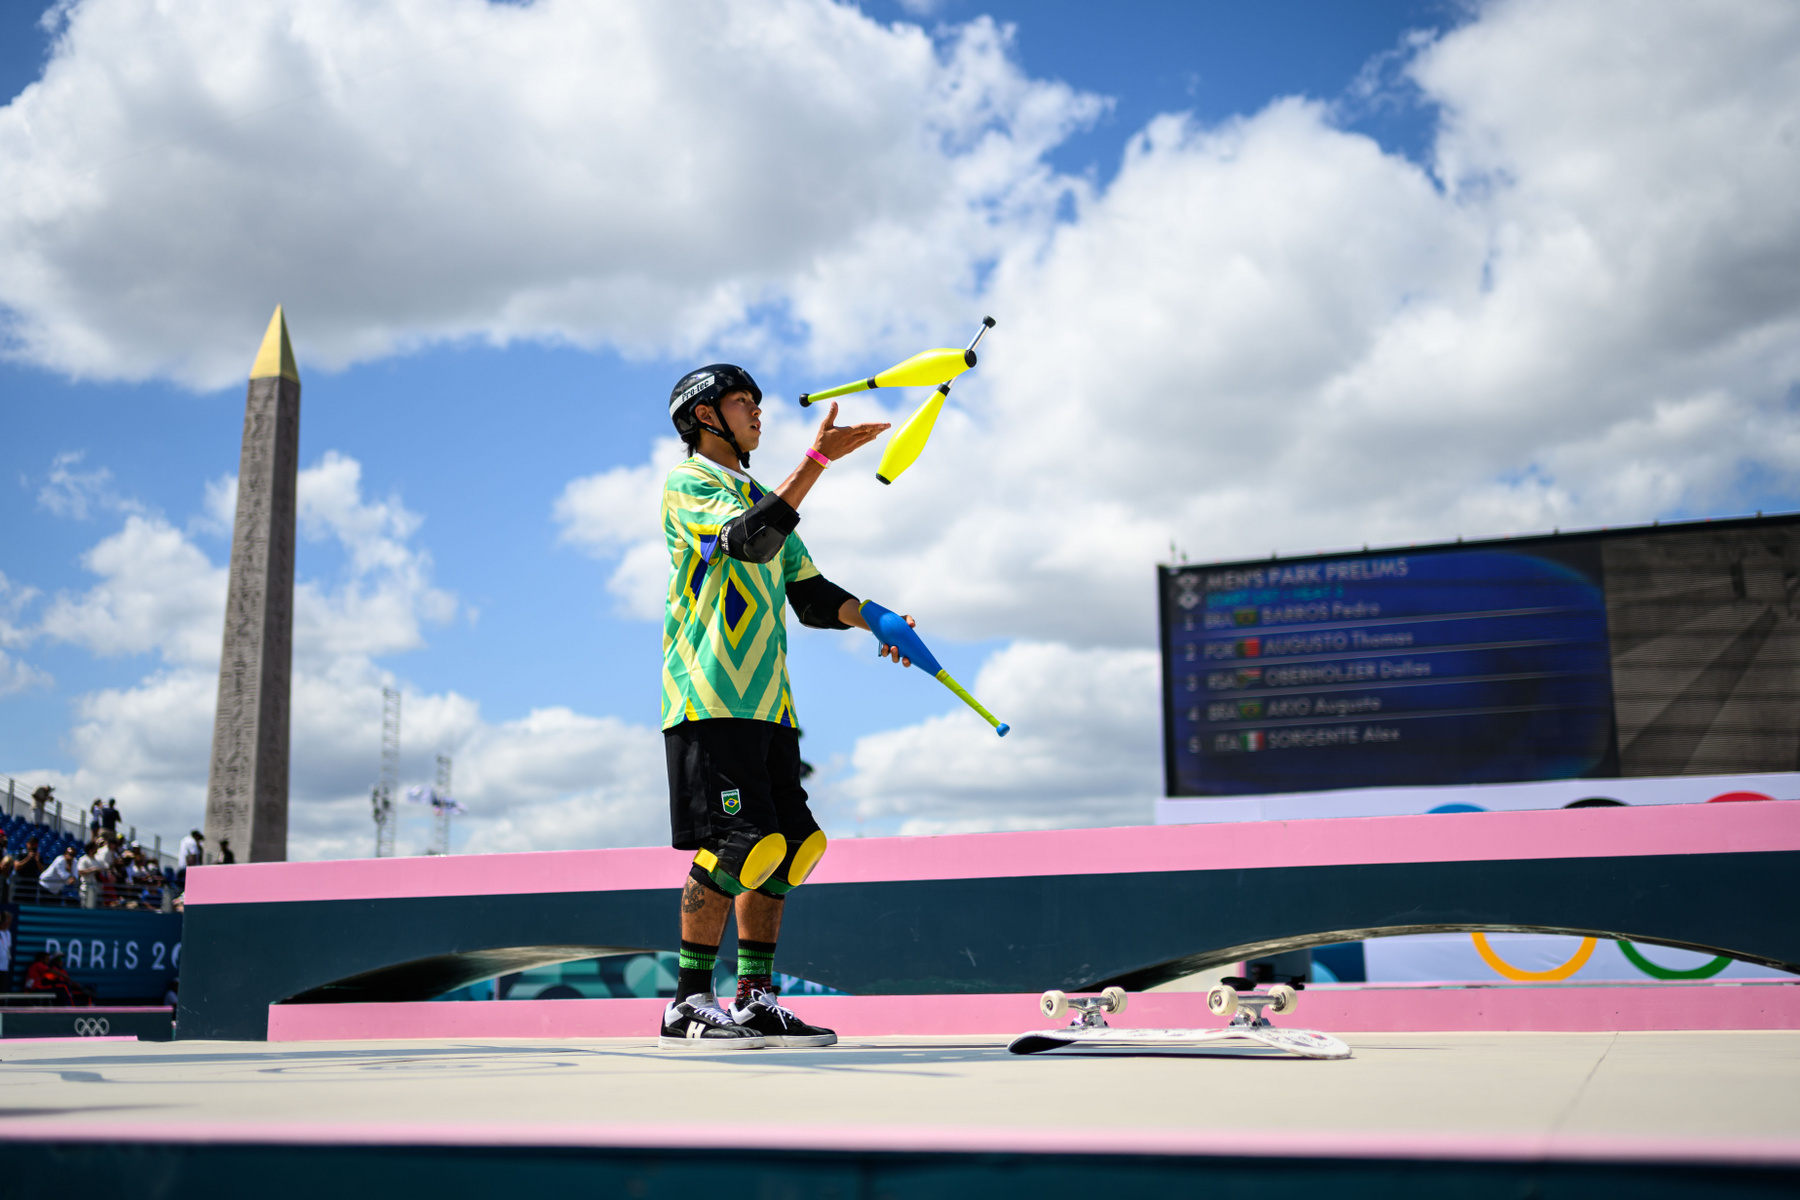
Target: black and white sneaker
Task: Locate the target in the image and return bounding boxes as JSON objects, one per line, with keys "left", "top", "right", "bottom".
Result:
{"left": 659, "top": 993, "right": 766, "bottom": 1049}
{"left": 730, "top": 988, "right": 838, "bottom": 1047}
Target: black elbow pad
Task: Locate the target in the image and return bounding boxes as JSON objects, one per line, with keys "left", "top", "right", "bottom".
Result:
{"left": 788, "top": 574, "right": 856, "bottom": 629}
{"left": 719, "top": 493, "right": 799, "bottom": 563}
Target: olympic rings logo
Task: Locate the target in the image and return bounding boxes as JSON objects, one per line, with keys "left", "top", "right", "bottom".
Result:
{"left": 73, "top": 1018, "right": 111, "bottom": 1036}
{"left": 1469, "top": 934, "right": 1733, "bottom": 981}
{"left": 1617, "top": 941, "right": 1730, "bottom": 980}
{"left": 1470, "top": 932, "right": 1596, "bottom": 981}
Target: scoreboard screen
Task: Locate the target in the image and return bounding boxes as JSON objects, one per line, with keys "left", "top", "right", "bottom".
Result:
{"left": 1159, "top": 515, "right": 1800, "bottom": 797}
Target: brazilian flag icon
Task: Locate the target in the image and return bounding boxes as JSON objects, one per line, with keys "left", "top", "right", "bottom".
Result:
{"left": 1234, "top": 607, "right": 1259, "bottom": 627}
{"left": 721, "top": 788, "right": 742, "bottom": 816}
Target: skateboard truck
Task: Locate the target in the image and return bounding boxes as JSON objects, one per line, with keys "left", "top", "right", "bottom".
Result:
{"left": 1039, "top": 986, "right": 1128, "bottom": 1030}
{"left": 1207, "top": 981, "right": 1299, "bottom": 1031}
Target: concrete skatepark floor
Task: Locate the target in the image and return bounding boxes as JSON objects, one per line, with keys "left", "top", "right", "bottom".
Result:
{"left": 1, "top": 1031, "right": 1796, "bottom": 1148}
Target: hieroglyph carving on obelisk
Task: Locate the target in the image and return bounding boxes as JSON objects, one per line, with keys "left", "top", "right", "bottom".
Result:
{"left": 204, "top": 307, "right": 300, "bottom": 863}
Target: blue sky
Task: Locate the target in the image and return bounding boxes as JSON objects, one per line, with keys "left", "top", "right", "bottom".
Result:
{"left": 3, "top": 0, "right": 1796, "bottom": 857}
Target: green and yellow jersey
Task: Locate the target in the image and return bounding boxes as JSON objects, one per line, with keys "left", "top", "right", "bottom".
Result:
{"left": 661, "top": 457, "right": 828, "bottom": 729}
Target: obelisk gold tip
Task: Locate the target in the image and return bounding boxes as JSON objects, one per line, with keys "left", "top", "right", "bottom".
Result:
{"left": 248, "top": 305, "right": 299, "bottom": 382}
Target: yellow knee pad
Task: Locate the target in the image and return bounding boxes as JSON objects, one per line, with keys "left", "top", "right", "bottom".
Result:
{"left": 757, "top": 830, "right": 827, "bottom": 897}
{"left": 789, "top": 829, "right": 828, "bottom": 887}
{"left": 694, "top": 832, "right": 788, "bottom": 896}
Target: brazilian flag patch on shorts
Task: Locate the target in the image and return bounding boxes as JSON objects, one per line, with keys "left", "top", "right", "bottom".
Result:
{"left": 721, "top": 788, "right": 741, "bottom": 816}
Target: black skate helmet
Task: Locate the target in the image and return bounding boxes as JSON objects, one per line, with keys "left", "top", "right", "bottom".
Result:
{"left": 669, "top": 364, "right": 762, "bottom": 467}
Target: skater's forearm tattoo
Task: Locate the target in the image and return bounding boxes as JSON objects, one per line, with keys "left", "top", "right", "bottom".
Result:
{"left": 682, "top": 878, "right": 710, "bottom": 914}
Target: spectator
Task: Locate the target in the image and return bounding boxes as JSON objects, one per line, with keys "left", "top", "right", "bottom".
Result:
{"left": 0, "top": 850, "right": 11, "bottom": 902}
{"left": 88, "top": 799, "right": 104, "bottom": 835}
{"left": 31, "top": 785, "right": 52, "bottom": 825}
{"left": 12, "top": 837, "right": 43, "bottom": 891}
{"left": 139, "top": 863, "right": 165, "bottom": 912}
{"left": 218, "top": 838, "right": 236, "bottom": 865}
{"left": 39, "top": 846, "right": 78, "bottom": 901}
{"left": 77, "top": 840, "right": 105, "bottom": 909}
{"left": 24, "top": 951, "right": 92, "bottom": 1006}
{"left": 100, "top": 799, "right": 121, "bottom": 834}
{"left": 177, "top": 829, "right": 204, "bottom": 891}
{"left": 0, "top": 910, "right": 12, "bottom": 989}
{"left": 95, "top": 832, "right": 122, "bottom": 905}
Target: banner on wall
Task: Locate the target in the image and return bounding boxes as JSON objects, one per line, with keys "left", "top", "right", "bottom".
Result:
{"left": 6, "top": 905, "right": 181, "bottom": 1003}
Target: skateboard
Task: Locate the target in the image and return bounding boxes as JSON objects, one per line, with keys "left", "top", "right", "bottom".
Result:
{"left": 1006, "top": 982, "right": 1352, "bottom": 1059}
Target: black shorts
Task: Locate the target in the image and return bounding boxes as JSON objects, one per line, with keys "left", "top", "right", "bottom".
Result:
{"left": 665, "top": 718, "right": 819, "bottom": 852}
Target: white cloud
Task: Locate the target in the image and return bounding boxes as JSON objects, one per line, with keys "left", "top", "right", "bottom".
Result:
{"left": 0, "top": 0, "right": 1099, "bottom": 387}
{"left": 35, "top": 450, "right": 136, "bottom": 520}
{"left": 9, "top": 0, "right": 1800, "bottom": 848}
{"left": 13, "top": 451, "right": 659, "bottom": 860}
{"left": 39, "top": 513, "right": 228, "bottom": 664}
{"left": 553, "top": 450, "right": 674, "bottom": 621}
{"left": 559, "top": 0, "right": 1800, "bottom": 827}
{"left": 452, "top": 708, "right": 667, "bottom": 854}
{"left": 293, "top": 451, "right": 458, "bottom": 662}
{"left": 563, "top": 0, "right": 1800, "bottom": 642}
{"left": 0, "top": 651, "right": 50, "bottom": 699}
{"left": 0, "top": 571, "right": 40, "bottom": 649}
{"left": 830, "top": 641, "right": 1161, "bottom": 836}
{"left": 0, "top": 574, "right": 49, "bottom": 699}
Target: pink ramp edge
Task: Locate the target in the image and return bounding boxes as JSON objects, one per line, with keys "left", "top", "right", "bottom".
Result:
{"left": 0, "top": 1035, "right": 139, "bottom": 1044}
{"left": 189, "top": 799, "right": 1800, "bottom": 906}
{"left": 266, "top": 982, "right": 1800, "bottom": 1042}
{"left": 0, "top": 1119, "right": 1793, "bottom": 1168}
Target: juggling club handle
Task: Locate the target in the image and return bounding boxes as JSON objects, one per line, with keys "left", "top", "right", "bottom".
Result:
{"left": 935, "top": 669, "right": 1010, "bottom": 736}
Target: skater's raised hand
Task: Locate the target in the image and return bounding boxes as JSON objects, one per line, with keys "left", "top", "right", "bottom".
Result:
{"left": 813, "top": 402, "right": 889, "bottom": 461}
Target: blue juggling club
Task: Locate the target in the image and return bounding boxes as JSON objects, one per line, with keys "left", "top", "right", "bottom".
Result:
{"left": 861, "top": 600, "right": 1009, "bottom": 737}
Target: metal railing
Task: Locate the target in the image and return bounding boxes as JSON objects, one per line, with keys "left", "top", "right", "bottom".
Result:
{"left": 5, "top": 875, "right": 178, "bottom": 913}
{"left": 2, "top": 777, "right": 181, "bottom": 872}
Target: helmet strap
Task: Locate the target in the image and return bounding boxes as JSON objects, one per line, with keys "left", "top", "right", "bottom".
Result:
{"left": 696, "top": 410, "right": 751, "bottom": 469}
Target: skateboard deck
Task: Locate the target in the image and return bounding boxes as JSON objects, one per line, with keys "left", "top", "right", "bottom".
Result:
{"left": 1007, "top": 1023, "right": 1352, "bottom": 1058}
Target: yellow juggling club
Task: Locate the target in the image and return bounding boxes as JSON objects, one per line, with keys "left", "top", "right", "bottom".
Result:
{"left": 798, "top": 316, "right": 995, "bottom": 407}
{"left": 874, "top": 317, "right": 995, "bottom": 485}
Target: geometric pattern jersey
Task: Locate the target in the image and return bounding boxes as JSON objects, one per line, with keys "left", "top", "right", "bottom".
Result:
{"left": 661, "top": 457, "right": 819, "bottom": 729}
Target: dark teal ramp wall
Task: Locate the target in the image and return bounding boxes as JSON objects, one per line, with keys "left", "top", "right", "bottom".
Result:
{"left": 179, "top": 845, "right": 1800, "bottom": 1040}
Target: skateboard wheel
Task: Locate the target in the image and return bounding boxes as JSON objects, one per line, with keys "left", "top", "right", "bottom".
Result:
{"left": 1101, "top": 986, "right": 1128, "bottom": 1015}
{"left": 1206, "top": 983, "right": 1238, "bottom": 1017}
{"left": 1040, "top": 989, "right": 1069, "bottom": 1020}
{"left": 1269, "top": 984, "right": 1298, "bottom": 1014}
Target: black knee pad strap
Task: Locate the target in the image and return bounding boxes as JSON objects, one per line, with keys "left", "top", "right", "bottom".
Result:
{"left": 689, "top": 861, "right": 730, "bottom": 897}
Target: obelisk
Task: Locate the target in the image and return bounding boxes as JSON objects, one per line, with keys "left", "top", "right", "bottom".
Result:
{"left": 204, "top": 307, "right": 299, "bottom": 863}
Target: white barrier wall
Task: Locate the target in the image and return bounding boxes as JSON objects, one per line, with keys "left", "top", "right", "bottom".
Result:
{"left": 1160, "top": 772, "right": 1800, "bottom": 985}
{"left": 1156, "top": 771, "right": 1800, "bottom": 825}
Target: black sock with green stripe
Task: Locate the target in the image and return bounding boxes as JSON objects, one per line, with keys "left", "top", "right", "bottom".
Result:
{"left": 677, "top": 939, "right": 719, "bottom": 1002}
{"left": 736, "top": 938, "right": 777, "bottom": 1005}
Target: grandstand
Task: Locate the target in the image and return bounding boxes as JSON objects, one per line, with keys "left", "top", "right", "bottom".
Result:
{"left": 2, "top": 778, "right": 182, "bottom": 909}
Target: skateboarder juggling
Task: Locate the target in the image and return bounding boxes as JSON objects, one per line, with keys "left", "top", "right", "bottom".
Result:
{"left": 658, "top": 364, "right": 908, "bottom": 1048}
